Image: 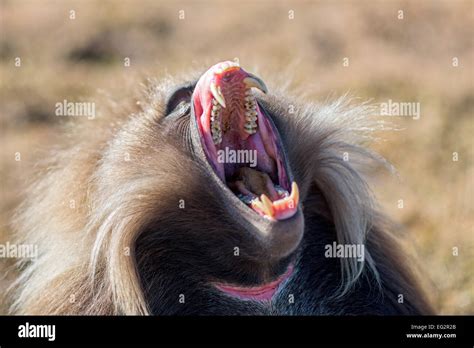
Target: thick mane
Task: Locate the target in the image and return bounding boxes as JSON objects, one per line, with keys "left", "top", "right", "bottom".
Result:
{"left": 8, "top": 71, "right": 431, "bottom": 315}
{"left": 261, "top": 94, "right": 385, "bottom": 294}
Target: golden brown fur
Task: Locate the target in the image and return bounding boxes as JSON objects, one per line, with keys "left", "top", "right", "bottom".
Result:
{"left": 8, "top": 70, "right": 433, "bottom": 315}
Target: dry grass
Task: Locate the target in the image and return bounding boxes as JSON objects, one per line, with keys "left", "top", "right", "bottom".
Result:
{"left": 0, "top": 0, "right": 472, "bottom": 314}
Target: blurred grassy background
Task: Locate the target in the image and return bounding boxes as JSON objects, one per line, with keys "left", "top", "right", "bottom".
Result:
{"left": 0, "top": 0, "right": 472, "bottom": 314}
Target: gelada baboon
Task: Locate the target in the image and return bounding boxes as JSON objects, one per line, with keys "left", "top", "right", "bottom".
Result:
{"left": 10, "top": 61, "right": 433, "bottom": 315}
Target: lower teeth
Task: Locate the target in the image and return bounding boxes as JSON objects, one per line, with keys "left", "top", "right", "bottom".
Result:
{"left": 211, "top": 100, "right": 222, "bottom": 144}
{"left": 212, "top": 132, "right": 222, "bottom": 144}
{"left": 210, "top": 91, "right": 259, "bottom": 140}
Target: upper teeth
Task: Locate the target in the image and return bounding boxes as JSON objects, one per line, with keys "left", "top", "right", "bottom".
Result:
{"left": 210, "top": 100, "right": 222, "bottom": 144}
{"left": 244, "top": 91, "right": 258, "bottom": 134}
{"left": 209, "top": 81, "right": 260, "bottom": 140}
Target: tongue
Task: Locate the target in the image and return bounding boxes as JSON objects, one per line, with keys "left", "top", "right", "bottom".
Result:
{"left": 230, "top": 167, "right": 299, "bottom": 221}
{"left": 231, "top": 167, "right": 279, "bottom": 201}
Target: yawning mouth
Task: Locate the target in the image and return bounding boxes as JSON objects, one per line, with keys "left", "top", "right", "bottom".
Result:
{"left": 191, "top": 61, "right": 299, "bottom": 220}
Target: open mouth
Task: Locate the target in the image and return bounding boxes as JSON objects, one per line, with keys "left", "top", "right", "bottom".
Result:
{"left": 192, "top": 61, "right": 299, "bottom": 220}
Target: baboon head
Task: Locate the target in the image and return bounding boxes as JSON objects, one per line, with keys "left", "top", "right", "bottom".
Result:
{"left": 137, "top": 61, "right": 305, "bottom": 306}
{"left": 11, "top": 60, "right": 432, "bottom": 315}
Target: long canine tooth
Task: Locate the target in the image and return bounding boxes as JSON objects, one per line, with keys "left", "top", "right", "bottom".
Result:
{"left": 251, "top": 199, "right": 265, "bottom": 213}
{"left": 210, "top": 82, "right": 226, "bottom": 108}
{"left": 290, "top": 182, "right": 299, "bottom": 207}
{"left": 260, "top": 194, "right": 275, "bottom": 217}
{"left": 243, "top": 74, "right": 268, "bottom": 94}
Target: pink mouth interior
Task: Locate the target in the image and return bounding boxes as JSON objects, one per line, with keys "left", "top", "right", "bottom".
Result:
{"left": 192, "top": 61, "right": 298, "bottom": 221}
